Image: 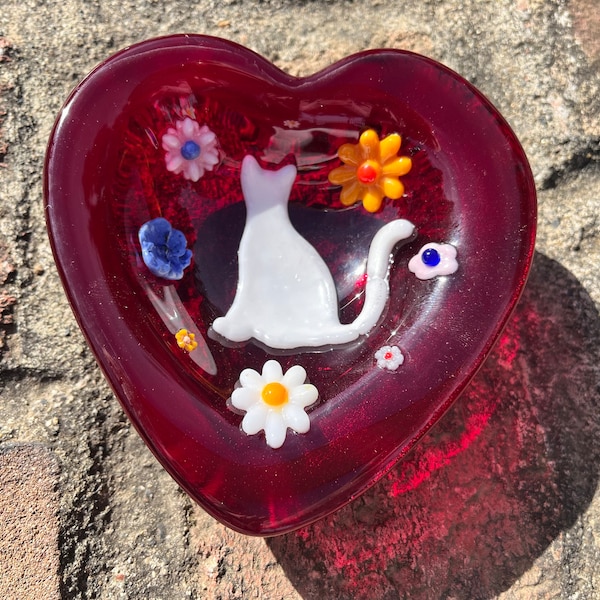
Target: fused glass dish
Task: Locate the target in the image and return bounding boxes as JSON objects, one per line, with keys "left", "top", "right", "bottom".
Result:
{"left": 44, "top": 35, "right": 536, "bottom": 535}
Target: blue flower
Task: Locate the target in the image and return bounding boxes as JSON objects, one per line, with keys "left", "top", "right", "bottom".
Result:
{"left": 138, "top": 217, "right": 192, "bottom": 280}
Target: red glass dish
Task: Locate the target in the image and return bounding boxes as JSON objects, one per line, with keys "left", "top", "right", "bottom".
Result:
{"left": 44, "top": 35, "right": 536, "bottom": 535}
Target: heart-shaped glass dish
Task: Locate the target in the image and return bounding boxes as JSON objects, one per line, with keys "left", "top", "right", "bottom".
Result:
{"left": 45, "top": 35, "right": 536, "bottom": 535}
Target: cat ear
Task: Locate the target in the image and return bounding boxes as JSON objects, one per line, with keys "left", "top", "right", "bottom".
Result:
{"left": 242, "top": 154, "right": 262, "bottom": 173}
{"left": 241, "top": 154, "right": 261, "bottom": 177}
{"left": 275, "top": 162, "right": 298, "bottom": 190}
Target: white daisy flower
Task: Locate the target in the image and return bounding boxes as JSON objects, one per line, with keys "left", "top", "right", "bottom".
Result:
{"left": 230, "top": 360, "right": 318, "bottom": 449}
{"left": 408, "top": 242, "right": 458, "bottom": 280}
{"left": 374, "top": 345, "right": 405, "bottom": 371}
{"left": 161, "top": 117, "right": 219, "bottom": 182}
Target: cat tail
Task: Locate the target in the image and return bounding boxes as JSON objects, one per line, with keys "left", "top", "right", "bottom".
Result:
{"left": 352, "top": 219, "right": 415, "bottom": 335}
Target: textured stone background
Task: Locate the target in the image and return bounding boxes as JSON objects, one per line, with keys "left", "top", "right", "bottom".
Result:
{"left": 1, "top": 1, "right": 599, "bottom": 598}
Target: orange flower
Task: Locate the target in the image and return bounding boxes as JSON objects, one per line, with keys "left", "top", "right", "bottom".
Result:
{"left": 175, "top": 328, "right": 198, "bottom": 352}
{"left": 328, "top": 129, "right": 412, "bottom": 212}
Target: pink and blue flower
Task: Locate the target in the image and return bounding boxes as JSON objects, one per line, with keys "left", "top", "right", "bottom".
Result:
{"left": 408, "top": 243, "right": 458, "bottom": 280}
{"left": 162, "top": 118, "right": 219, "bottom": 182}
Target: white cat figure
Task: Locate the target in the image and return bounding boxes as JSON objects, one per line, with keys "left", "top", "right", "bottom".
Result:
{"left": 211, "top": 155, "right": 415, "bottom": 349}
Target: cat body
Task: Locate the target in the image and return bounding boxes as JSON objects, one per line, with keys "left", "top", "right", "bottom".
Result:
{"left": 211, "top": 155, "right": 414, "bottom": 349}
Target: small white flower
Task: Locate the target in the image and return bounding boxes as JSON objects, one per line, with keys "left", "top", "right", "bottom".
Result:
{"left": 374, "top": 345, "right": 404, "bottom": 371}
{"left": 408, "top": 242, "right": 458, "bottom": 280}
{"left": 230, "top": 360, "right": 318, "bottom": 449}
{"left": 162, "top": 117, "right": 219, "bottom": 182}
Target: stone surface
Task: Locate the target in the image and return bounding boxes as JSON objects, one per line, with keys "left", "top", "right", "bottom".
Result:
{"left": 0, "top": 444, "right": 61, "bottom": 600}
{"left": 0, "top": 0, "right": 599, "bottom": 598}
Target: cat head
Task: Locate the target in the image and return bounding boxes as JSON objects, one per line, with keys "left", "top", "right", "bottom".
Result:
{"left": 240, "top": 155, "right": 297, "bottom": 213}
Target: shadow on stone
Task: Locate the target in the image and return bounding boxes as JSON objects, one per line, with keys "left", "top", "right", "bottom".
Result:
{"left": 267, "top": 252, "right": 600, "bottom": 599}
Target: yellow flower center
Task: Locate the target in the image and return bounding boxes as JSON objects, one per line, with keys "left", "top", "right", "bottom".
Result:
{"left": 261, "top": 382, "right": 289, "bottom": 407}
{"left": 357, "top": 160, "right": 380, "bottom": 184}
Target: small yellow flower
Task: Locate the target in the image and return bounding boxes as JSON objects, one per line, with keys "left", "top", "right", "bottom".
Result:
{"left": 175, "top": 328, "right": 198, "bottom": 352}
{"left": 328, "top": 129, "right": 412, "bottom": 213}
